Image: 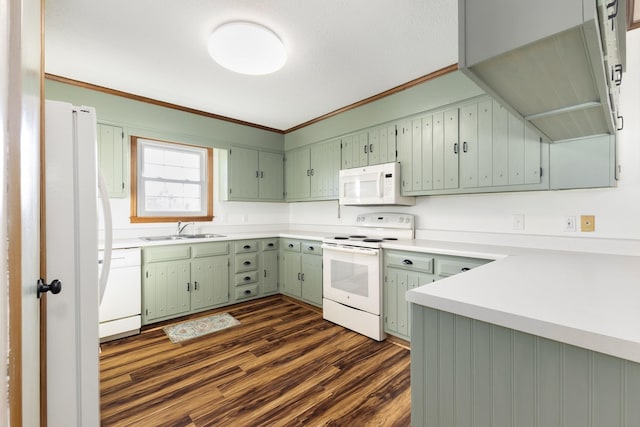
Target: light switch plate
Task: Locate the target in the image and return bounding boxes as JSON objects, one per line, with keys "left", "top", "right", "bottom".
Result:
{"left": 580, "top": 215, "right": 595, "bottom": 232}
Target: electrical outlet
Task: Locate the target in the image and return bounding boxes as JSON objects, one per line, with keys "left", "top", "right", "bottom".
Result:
{"left": 512, "top": 214, "right": 524, "bottom": 230}
{"left": 580, "top": 215, "right": 595, "bottom": 232}
{"left": 564, "top": 216, "right": 576, "bottom": 232}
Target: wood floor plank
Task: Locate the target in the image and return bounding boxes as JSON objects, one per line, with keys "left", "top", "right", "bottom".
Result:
{"left": 100, "top": 296, "right": 410, "bottom": 426}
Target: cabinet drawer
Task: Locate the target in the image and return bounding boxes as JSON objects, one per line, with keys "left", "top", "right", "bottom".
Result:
{"left": 235, "top": 253, "right": 258, "bottom": 272}
{"left": 235, "top": 271, "right": 258, "bottom": 286}
{"left": 281, "top": 239, "right": 301, "bottom": 252}
{"left": 436, "top": 257, "right": 489, "bottom": 277}
{"left": 302, "top": 241, "right": 322, "bottom": 256}
{"left": 191, "top": 242, "right": 229, "bottom": 258}
{"left": 235, "top": 240, "right": 258, "bottom": 253}
{"left": 143, "top": 245, "right": 190, "bottom": 263}
{"left": 385, "top": 251, "right": 433, "bottom": 273}
{"left": 261, "top": 239, "right": 278, "bottom": 251}
{"left": 235, "top": 284, "right": 258, "bottom": 300}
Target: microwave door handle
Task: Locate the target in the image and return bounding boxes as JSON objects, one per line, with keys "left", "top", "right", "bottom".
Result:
{"left": 377, "top": 172, "right": 384, "bottom": 198}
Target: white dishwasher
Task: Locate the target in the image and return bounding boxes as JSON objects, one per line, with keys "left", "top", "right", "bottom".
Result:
{"left": 98, "top": 247, "right": 141, "bottom": 342}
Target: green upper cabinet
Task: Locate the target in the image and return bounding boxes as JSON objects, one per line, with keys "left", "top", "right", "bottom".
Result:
{"left": 97, "top": 123, "right": 126, "bottom": 198}
{"left": 226, "top": 146, "right": 284, "bottom": 201}
{"left": 341, "top": 124, "right": 397, "bottom": 169}
{"left": 399, "top": 96, "right": 548, "bottom": 196}
{"left": 285, "top": 138, "right": 341, "bottom": 201}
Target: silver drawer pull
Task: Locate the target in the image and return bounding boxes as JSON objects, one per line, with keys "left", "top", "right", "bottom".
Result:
{"left": 244, "top": 276, "right": 251, "bottom": 281}
{"left": 402, "top": 259, "right": 413, "bottom": 265}
{"left": 243, "top": 245, "right": 251, "bottom": 249}
{"left": 243, "top": 261, "right": 251, "bottom": 266}
{"left": 461, "top": 267, "right": 470, "bottom": 272}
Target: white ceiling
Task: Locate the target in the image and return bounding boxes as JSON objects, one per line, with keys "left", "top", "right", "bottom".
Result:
{"left": 44, "top": 0, "right": 458, "bottom": 132}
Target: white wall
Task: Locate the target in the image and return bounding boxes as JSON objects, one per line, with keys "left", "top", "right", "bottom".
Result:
{"left": 288, "top": 30, "right": 640, "bottom": 255}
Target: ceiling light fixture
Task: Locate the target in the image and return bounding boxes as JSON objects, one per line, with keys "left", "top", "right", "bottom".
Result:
{"left": 207, "top": 21, "right": 287, "bottom": 76}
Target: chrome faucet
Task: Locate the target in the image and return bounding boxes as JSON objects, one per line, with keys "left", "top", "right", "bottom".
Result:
{"left": 176, "top": 221, "right": 195, "bottom": 236}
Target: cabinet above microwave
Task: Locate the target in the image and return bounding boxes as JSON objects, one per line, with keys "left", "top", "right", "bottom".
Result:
{"left": 458, "top": 0, "right": 626, "bottom": 142}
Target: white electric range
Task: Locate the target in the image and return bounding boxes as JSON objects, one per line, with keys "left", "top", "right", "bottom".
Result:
{"left": 321, "top": 213, "right": 414, "bottom": 340}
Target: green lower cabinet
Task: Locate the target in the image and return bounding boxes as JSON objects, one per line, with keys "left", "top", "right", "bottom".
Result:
{"left": 143, "top": 260, "right": 191, "bottom": 322}
{"left": 191, "top": 256, "right": 229, "bottom": 310}
{"left": 300, "top": 252, "right": 322, "bottom": 306}
{"left": 384, "top": 268, "right": 434, "bottom": 340}
{"left": 260, "top": 247, "right": 278, "bottom": 295}
{"left": 232, "top": 238, "right": 280, "bottom": 302}
{"left": 280, "top": 239, "right": 323, "bottom": 307}
{"left": 383, "top": 249, "right": 490, "bottom": 341}
{"left": 142, "top": 242, "right": 230, "bottom": 325}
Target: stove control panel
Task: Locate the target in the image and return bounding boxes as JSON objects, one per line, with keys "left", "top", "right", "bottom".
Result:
{"left": 356, "top": 213, "right": 414, "bottom": 229}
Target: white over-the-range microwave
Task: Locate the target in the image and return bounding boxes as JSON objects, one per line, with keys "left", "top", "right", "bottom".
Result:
{"left": 339, "top": 162, "right": 415, "bottom": 206}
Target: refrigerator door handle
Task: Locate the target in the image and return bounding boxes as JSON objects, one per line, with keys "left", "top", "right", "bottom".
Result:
{"left": 98, "top": 171, "right": 113, "bottom": 304}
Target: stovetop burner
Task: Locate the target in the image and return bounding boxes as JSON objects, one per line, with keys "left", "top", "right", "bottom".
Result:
{"left": 363, "top": 238, "right": 382, "bottom": 243}
{"left": 349, "top": 235, "right": 367, "bottom": 238}
{"left": 383, "top": 237, "right": 398, "bottom": 241}
{"left": 334, "top": 236, "right": 349, "bottom": 240}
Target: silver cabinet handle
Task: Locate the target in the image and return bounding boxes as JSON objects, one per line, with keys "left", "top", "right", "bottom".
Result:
{"left": 369, "top": 144, "right": 373, "bottom": 152}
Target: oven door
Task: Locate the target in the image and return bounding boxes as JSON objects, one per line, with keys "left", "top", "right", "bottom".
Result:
{"left": 321, "top": 244, "right": 381, "bottom": 314}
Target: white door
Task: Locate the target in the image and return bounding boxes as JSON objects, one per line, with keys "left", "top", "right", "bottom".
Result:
{"left": 44, "top": 101, "right": 101, "bottom": 426}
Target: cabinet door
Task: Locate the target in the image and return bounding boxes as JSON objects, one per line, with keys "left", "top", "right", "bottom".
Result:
{"left": 398, "top": 120, "right": 413, "bottom": 193}
{"left": 411, "top": 118, "right": 423, "bottom": 191}
{"left": 258, "top": 151, "right": 284, "bottom": 200}
{"left": 384, "top": 269, "right": 400, "bottom": 334}
{"left": 301, "top": 254, "right": 322, "bottom": 306}
{"left": 368, "top": 125, "right": 396, "bottom": 165}
{"left": 380, "top": 124, "right": 397, "bottom": 164}
{"left": 143, "top": 261, "right": 190, "bottom": 323}
{"left": 228, "top": 147, "right": 259, "bottom": 199}
{"left": 477, "top": 99, "right": 494, "bottom": 187}
{"left": 508, "top": 112, "right": 525, "bottom": 185}
{"left": 281, "top": 252, "right": 302, "bottom": 297}
{"left": 193, "top": 255, "right": 229, "bottom": 310}
{"left": 310, "top": 140, "right": 340, "bottom": 198}
{"left": 97, "top": 123, "right": 126, "bottom": 197}
{"left": 421, "top": 116, "right": 434, "bottom": 191}
{"left": 432, "top": 112, "right": 445, "bottom": 189}
{"left": 261, "top": 250, "right": 278, "bottom": 295}
{"left": 355, "top": 132, "right": 369, "bottom": 167}
{"left": 285, "top": 147, "right": 311, "bottom": 199}
{"left": 492, "top": 101, "right": 509, "bottom": 186}
{"left": 524, "top": 125, "right": 542, "bottom": 184}
{"left": 443, "top": 109, "right": 459, "bottom": 189}
{"left": 460, "top": 103, "right": 479, "bottom": 189}
{"left": 342, "top": 132, "right": 369, "bottom": 168}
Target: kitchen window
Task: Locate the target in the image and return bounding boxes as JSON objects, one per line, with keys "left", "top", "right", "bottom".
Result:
{"left": 130, "top": 136, "right": 213, "bottom": 223}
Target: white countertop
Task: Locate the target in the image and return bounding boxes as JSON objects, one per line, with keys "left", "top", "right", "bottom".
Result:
{"left": 406, "top": 253, "right": 640, "bottom": 363}
{"left": 106, "top": 229, "right": 640, "bottom": 363}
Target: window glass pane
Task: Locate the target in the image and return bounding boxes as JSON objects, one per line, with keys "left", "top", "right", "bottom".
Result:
{"left": 136, "top": 137, "right": 209, "bottom": 218}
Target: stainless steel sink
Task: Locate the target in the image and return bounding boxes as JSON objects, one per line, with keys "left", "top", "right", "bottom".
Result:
{"left": 140, "top": 233, "right": 226, "bottom": 241}
{"left": 140, "top": 235, "right": 185, "bottom": 241}
{"left": 181, "top": 233, "right": 226, "bottom": 239}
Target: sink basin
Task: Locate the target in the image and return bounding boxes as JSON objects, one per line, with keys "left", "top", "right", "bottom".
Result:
{"left": 181, "top": 233, "right": 226, "bottom": 239}
{"left": 140, "top": 235, "right": 185, "bottom": 241}
{"left": 140, "top": 233, "right": 226, "bottom": 241}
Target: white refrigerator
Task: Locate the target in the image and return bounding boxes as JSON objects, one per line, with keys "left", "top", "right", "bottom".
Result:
{"left": 44, "top": 100, "right": 112, "bottom": 426}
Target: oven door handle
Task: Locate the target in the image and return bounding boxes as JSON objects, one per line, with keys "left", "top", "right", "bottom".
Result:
{"left": 321, "top": 244, "right": 379, "bottom": 256}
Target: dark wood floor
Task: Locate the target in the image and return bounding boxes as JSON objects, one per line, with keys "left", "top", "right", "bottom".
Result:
{"left": 99, "top": 296, "right": 411, "bottom": 426}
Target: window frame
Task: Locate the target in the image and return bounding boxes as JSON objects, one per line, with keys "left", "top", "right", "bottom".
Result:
{"left": 130, "top": 136, "right": 213, "bottom": 223}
